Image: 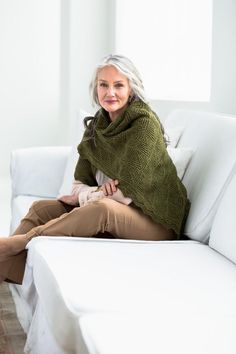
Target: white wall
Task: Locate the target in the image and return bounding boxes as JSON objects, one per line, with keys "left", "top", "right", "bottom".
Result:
{"left": 0, "top": 0, "right": 113, "bottom": 178}
{"left": 0, "top": 0, "right": 62, "bottom": 178}
{"left": 63, "top": 0, "right": 113, "bottom": 143}
{"left": 150, "top": 0, "right": 236, "bottom": 121}
{"left": 1, "top": 0, "right": 235, "bottom": 180}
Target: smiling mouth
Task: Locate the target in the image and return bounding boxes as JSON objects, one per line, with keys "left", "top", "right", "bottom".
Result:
{"left": 105, "top": 100, "right": 118, "bottom": 104}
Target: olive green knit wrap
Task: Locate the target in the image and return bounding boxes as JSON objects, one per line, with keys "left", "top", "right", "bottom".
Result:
{"left": 74, "top": 101, "right": 190, "bottom": 236}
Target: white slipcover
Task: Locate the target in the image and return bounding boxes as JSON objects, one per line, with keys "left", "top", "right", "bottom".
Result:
{"left": 8, "top": 109, "right": 236, "bottom": 354}
{"left": 164, "top": 110, "right": 236, "bottom": 242}
{"left": 22, "top": 237, "right": 236, "bottom": 353}
{"left": 209, "top": 171, "right": 236, "bottom": 263}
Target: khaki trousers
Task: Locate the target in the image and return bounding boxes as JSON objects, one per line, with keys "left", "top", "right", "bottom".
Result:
{"left": 2, "top": 198, "right": 175, "bottom": 284}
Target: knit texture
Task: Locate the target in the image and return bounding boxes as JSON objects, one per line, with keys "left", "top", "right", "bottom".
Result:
{"left": 74, "top": 101, "right": 190, "bottom": 236}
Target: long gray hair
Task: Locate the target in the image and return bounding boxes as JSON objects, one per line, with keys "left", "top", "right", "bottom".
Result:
{"left": 89, "top": 54, "right": 148, "bottom": 106}
{"left": 84, "top": 54, "right": 167, "bottom": 145}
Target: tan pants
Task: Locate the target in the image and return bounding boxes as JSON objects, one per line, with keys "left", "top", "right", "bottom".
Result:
{"left": 2, "top": 198, "right": 175, "bottom": 284}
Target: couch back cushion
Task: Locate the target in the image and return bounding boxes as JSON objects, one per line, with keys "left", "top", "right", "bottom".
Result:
{"left": 164, "top": 109, "right": 236, "bottom": 243}
{"left": 209, "top": 172, "right": 236, "bottom": 264}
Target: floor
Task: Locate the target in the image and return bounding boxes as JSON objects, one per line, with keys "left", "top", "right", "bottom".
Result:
{"left": 0, "top": 178, "right": 26, "bottom": 352}
{"left": 0, "top": 282, "right": 26, "bottom": 353}
{"left": 0, "top": 177, "right": 11, "bottom": 236}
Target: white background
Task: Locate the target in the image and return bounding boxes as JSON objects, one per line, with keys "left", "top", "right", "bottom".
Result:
{"left": 0, "top": 0, "right": 236, "bottom": 234}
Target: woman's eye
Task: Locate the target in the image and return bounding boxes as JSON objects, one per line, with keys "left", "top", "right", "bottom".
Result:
{"left": 99, "top": 83, "right": 108, "bottom": 87}
{"left": 115, "top": 83, "right": 124, "bottom": 88}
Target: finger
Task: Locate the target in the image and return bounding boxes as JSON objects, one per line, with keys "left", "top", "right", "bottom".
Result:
{"left": 105, "top": 182, "right": 113, "bottom": 195}
{"left": 111, "top": 180, "right": 117, "bottom": 193}
{"left": 101, "top": 184, "right": 108, "bottom": 196}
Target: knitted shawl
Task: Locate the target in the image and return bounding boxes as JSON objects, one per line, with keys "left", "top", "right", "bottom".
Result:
{"left": 74, "top": 101, "right": 190, "bottom": 236}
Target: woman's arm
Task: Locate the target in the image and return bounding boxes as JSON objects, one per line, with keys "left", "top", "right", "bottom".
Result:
{"left": 58, "top": 180, "right": 103, "bottom": 206}
{"left": 58, "top": 179, "right": 132, "bottom": 206}
{"left": 100, "top": 180, "right": 132, "bottom": 206}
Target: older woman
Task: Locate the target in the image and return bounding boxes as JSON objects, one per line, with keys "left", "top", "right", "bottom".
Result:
{"left": 0, "top": 54, "right": 190, "bottom": 284}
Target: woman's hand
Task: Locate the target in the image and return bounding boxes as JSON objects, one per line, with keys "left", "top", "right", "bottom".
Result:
{"left": 58, "top": 193, "right": 79, "bottom": 206}
{"left": 100, "top": 179, "right": 119, "bottom": 196}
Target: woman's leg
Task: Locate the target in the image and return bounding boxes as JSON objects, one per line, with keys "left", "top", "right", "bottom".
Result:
{"left": 1, "top": 198, "right": 175, "bottom": 284}
{"left": 13, "top": 199, "right": 74, "bottom": 235}
{"left": 0, "top": 199, "right": 73, "bottom": 284}
{"left": 25, "top": 198, "right": 176, "bottom": 241}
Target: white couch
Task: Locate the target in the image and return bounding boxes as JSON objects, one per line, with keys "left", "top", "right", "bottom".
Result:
{"left": 9, "top": 109, "right": 236, "bottom": 354}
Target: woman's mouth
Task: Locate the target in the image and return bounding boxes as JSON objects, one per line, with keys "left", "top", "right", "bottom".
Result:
{"left": 105, "top": 100, "right": 117, "bottom": 104}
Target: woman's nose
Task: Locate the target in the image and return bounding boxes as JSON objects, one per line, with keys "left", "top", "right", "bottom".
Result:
{"left": 107, "top": 86, "right": 115, "bottom": 96}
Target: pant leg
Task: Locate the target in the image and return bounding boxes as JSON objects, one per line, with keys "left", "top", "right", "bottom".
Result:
{"left": 26, "top": 198, "right": 175, "bottom": 241}
{"left": 2, "top": 198, "right": 175, "bottom": 284}
{"left": 1, "top": 200, "right": 73, "bottom": 284}
{"left": 13, "top": 199, "right": 74, "bottom": 235}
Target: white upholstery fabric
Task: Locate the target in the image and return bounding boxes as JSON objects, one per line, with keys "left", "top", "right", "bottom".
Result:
{"left": 167, "top": 146, "right": 193, "bottom": 179}
{"left": 57, "top": 146, "right": 77, "bottom": 197}
{"left": 22, "top": 237, "right": 236, "bottom": 353}
{"left": 79, "top": 313, "right": 236, "bottom": 354}
{"left": 164, "top": 110, "right": 236, "bottom": 242}
{"left": 8, "top": 109, "right": 236, "bottom": 353}
{"left": 165, "top": 125, "right": 184, "bottom": 147}
{"left": 209, "top": 171, "right": 236, "bottom": 264}
{"left": 10, "top": 146, "right": 70, "bottom": 198}
{"left": 24, "top": 301, "right": 70, "bottom": 354}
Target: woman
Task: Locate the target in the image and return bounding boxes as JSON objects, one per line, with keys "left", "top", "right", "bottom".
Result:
{"left": 0, "top": 54, "right": 190, "bottom": 284}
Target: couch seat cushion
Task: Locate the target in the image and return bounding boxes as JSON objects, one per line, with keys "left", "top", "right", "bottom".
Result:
{"left": 24, "top": 238, "right": 236, "bottom": 352}
{"left": 79, "top": 312, "right": 236, "bottom": 354}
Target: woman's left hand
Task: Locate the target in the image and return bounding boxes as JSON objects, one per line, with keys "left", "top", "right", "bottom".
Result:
{"left": 100, "top": 179, "right": 119, "bottom": 196}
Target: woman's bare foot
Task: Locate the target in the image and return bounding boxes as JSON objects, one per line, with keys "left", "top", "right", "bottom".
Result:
{"left": 0, "top": 235, "right": 28, "bottom": 260}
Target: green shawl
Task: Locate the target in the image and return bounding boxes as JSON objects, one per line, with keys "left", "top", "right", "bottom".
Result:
{"left": 74, "top": 101, "right": 190, "bottom": 236}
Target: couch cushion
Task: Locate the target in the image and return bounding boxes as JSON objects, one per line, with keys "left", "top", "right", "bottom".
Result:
{"left": 209, "top": 171, "right": 236, "bottom": 263}
{"left": 24, "top": 238, "right": 236, "bottom": 352}
{"left": 164, "top": 110, "right": 236, "bottom": 242}
{"left": 167, "top": 146, "right": 193, "bottom": 179}
{"left": 79, "top": 313, "right": 236, "bottom": 354}
{"left": 11, "top": 147, "right": 70, "bottom": 199}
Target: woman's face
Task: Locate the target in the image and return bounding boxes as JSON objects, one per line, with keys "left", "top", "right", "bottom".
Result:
{"left": 97, "top": 65, "right": 132, "bottom": 121}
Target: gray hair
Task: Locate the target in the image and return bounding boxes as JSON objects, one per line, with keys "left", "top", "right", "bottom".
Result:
{"left": 89, "top": 54, "right": 148, "bottom": 106}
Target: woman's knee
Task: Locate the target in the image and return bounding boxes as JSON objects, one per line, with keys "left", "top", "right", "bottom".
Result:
{"left": 30, "top": 199, "right": 58, "bottom": 212}
{"left": 29, "top": 199, "right": 67, "bottom": 219}
{"left": 92, "top": 198, "right": 118, "bottom": 213}
{"left": 86, "top": 199, "right": 117, "bottom": 224}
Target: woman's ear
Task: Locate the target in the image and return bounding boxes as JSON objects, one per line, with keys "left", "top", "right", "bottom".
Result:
{"left": 128, "top": 89, "right": 134, "bottom": 102}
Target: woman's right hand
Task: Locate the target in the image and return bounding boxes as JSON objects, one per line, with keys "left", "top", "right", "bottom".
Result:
{"left": 100, "top": 179, "right": 119, "bottom": 196}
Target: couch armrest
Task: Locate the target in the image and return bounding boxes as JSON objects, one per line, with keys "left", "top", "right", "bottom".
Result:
{"left": 10, "top": 146, "right": 72, "bottom": 198}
